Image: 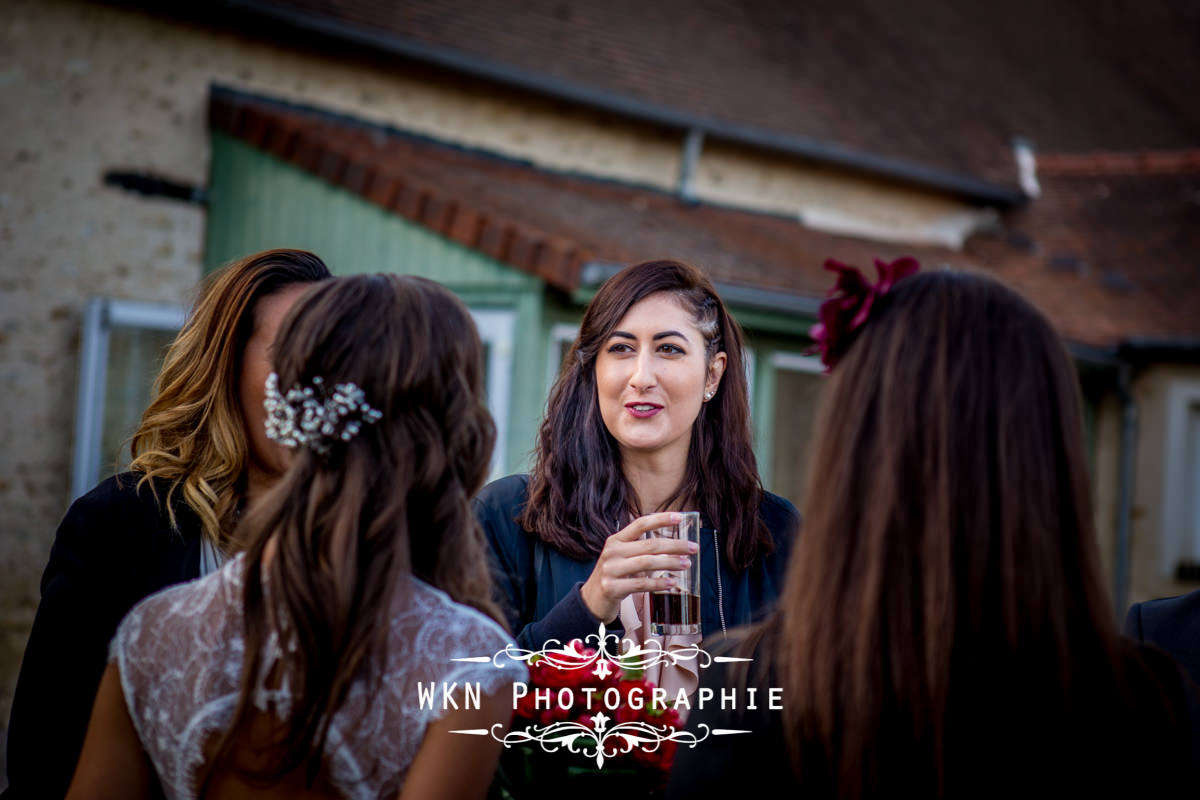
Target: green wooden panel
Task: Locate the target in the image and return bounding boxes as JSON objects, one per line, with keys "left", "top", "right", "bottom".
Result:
{"left": 204, "top": 133, "right": 543, "bottom": 474}
{"left": 205, "top": 134, "right": 536, "bottom": 292}
{"left": 752, "top": 351, "right": 778, "bottom": 490}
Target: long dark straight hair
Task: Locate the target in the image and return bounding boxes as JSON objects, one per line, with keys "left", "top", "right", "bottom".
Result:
{"left": 519, "top": 259, "right": 773, "bottom": 571}
{"left": 201, "top": 274, "right": 502, "bottom": 788}
{"left": 758, "top": 270, "right": 1131, "bottom": 796}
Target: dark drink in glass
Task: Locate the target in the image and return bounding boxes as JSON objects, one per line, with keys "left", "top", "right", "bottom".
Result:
{"left": 644, "top": 511, "right": 701, "bottom": 635}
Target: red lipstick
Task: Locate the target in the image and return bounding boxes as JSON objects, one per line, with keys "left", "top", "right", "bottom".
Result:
{"left": 625, "top": 402, "right": 663, "bottom": 419}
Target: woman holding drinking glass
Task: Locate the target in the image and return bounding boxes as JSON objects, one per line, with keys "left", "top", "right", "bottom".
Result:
{"left": 475, "top": 260, "right": 799, "bottom": 677}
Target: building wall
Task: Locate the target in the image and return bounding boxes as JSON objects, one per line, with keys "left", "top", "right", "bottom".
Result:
{"left": 696, "top": 141, "right": 997, "bottom": 248}
{"left": 1127, "top": 364, "right": 1200, "bottom": 607}
{"left": 1, "top": 1, "right": 211, "bottom": 751}
{"left": 0, "top": 0, "right": 1130, "bottom": 767}
{"left": 1091, "top": 390, "right": 1122, "bottom": 604}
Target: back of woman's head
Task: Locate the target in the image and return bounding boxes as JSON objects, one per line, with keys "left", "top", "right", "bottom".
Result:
{"left": 218, "top": 273, "right": 499, "bottom": 785}
{"left": 130, "top": 248, "right": 331, "bottom": 547}
{"left": 522, "top": 259, "right": 773, "bottom": 569}
{"left": 772, "top": 268, "right": 1120, "bottom": 795}
{"left": 265, "top": 273, "right": 495, "bottom": 576}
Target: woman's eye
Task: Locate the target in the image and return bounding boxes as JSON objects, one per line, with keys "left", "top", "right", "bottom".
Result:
{"left": 658, "top": 343, "right": 684, "bottom": 355}
{"left": 607, "top": 342, "right": 634, "bottom": 353}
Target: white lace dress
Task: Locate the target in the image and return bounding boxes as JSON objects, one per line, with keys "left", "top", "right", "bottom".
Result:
{"left": 109, "top": 555, "right": 526, "bottom": 799}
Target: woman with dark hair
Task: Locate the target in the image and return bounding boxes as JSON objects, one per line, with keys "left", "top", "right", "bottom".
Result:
{"left": 66, "top": 274, "right": 523, "bottom": 798}
{"left": 477, "top": 260, "right": 798, "bottom": 688}
{"left": 668, "top": 261, "right": 1193, "bottom": 798}
{"left": 6, "top": 249, "right": 331, "bottom": 799}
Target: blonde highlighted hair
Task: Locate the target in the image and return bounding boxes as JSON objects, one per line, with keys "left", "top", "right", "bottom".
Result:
{"left": 129, "top": 249, "right": 331, "bottom": 550}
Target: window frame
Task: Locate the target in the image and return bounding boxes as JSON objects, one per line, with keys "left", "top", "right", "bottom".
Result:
{"left": 1159, "top": 378, "right": 1200, "bottom": 575}
{"left": 71, "top": 299, "right": 517, "bottom": 498}
{"left": 71, "top": 298, "right": 187, "bottom": 501}
{"left": 470, "top": 308, "right": 517, "bottom": 481}
{"left": 545, "top": 322, "right": 579, "bottom": 393}
{"left": 753, "top": 350, "right": 823, "bottom": 494}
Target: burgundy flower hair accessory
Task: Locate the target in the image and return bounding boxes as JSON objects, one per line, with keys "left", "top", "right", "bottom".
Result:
{"left": 808, "top": 256, "right": 920, "bottom": 372}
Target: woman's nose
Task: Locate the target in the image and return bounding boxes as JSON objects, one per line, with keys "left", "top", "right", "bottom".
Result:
{"left": 628, "top": 349, "right": 657, "bottom": 391}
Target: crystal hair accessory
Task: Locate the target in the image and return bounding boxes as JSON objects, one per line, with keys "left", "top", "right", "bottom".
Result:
{"left": 263, "top": 372, "right": 383, "bottom": 454}
{"left": 808, "top": 256, "right": 920, "bottom": 372}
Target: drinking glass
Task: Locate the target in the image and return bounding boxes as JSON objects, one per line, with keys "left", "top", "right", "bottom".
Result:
{"left": 643, "top": 511, "right": 701, "bottom": 635}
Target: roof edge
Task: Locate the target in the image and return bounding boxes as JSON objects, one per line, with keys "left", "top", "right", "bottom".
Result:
{"left": 1118, "top": 338, "right": 1200, "bottom": 364}
{"left": 223, "top": 0, "right": 1027, "bottom": 207}
{"left": 208, "top": 86, "right": 587, "bottom": 292}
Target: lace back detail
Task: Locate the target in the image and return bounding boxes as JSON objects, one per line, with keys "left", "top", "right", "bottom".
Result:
{"left": 111, "top": 556, "right": 526, "bottom": 799}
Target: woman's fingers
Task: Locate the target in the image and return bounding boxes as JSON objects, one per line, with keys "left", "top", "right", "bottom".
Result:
{"left": 600, "top": 575, "right": 677, "bottom": 597}
{"left": 583, "top": 512, "right": 699, "bottom": 622}
{"left": 603, "top": 553, "right": 692, "bottom": 579}
{"left": 610, "top": 511, "right": 684, "bottom": 542}
{"left": 624, "top": 535, "right": 696, "bottom": 556}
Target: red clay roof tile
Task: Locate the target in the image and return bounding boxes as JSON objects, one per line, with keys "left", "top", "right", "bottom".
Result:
{"left": 209, "top": 90, "right": 1200, "bottom": 348}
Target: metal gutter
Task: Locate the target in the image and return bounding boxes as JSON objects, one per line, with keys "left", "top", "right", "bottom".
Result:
{"left": 1064, "top": 341, "right": 1121, "bottom": 368}
{"left": 223, "top": 0, "right": 1026, "bottom": 207}
{"left": 1118, "top": 338, "right": 1200, "bottom": 363}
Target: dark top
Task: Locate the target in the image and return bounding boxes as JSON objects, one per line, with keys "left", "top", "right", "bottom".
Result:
{"left": 4, "top": 473, "right": 203, "bottom": 800}
{"left": 1125, "top": 589, "right": 1200, "bottom": 764}
{"left": 473, "top": 474, "right": 799, "bottom": 650}
{"left": 1125, "top": 590, "right": 1200, "bottom": 689}
{"left": 668, "top": 636, "right": 1195, "bottom": 799}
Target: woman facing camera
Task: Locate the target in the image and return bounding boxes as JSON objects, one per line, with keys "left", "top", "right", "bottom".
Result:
{"left": 669, "top": 262, "right": 1192, "bottom": 798}
{"left": 476, "top": 260, "right": 798, "bottom": 682}
{"left": 6, "top": 249, "right": 330, "bottom": 799}
{"left": 67, "top": 274, "right": 524, "bottom": 799}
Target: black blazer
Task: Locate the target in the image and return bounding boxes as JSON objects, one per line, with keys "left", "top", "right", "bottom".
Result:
{"left": 474, "top": 474, "right": 799, "bottom": 651}
{"left": 4, "top": 473, "right": 203, "bottom": 800}
{"left": 1125, "top": 589, "right": 1200, "bottom": 689}
{"left": 1125, "top": 589, "right": 1200, "bottom": 767}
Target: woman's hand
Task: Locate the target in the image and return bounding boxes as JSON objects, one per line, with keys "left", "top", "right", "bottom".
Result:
{"left": 580, "top": 511, "right": 699, "bottom": 624}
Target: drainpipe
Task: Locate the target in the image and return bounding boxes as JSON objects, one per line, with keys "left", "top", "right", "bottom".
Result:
{"left": 1113, "top": 361, "right": 1136, "bottom": 620}
{"left": 1012, "top": 137, "right": 1041, "bottom": 199}
{"left": 676, "top": 127, "right": 704, "bottom": 203}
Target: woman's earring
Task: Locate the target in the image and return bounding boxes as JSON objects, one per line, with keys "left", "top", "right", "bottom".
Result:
{"left": 704, "top": 391, "right": 714, "bottom": 401}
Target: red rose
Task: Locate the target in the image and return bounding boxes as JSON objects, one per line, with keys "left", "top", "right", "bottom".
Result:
{"left": 632, "top": 738, "right": 678, "bottom": 772}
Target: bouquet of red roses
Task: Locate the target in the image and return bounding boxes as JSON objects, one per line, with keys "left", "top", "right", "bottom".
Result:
{"left": 495, "top": 638, "right": 685, "bottom": 797}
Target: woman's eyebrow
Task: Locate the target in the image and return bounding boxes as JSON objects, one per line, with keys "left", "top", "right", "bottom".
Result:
{"left": 607, "top": 329, "right": 690, "bottom": 341}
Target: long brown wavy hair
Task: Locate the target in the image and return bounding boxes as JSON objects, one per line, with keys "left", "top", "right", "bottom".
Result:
{"left": 204, "top": 274, "right": 502, "bottom": 787}
{"left": 129, "top": 249, "right": 330, "bottom": 551}
{"left": 757, "top": 270, "right": 1137, "bottom": 796}
{"left": 519, "top": 259, "right": 772, "bottom": 571}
